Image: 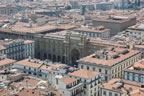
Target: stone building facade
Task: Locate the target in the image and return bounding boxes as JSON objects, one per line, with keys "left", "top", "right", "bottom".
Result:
{"left": 92, "top": 16, "right": 136, "bottom": 36}
{"left": 78, "top": 47, "right": 141, "bottom": 82}
{"left": 35, "top": 32, "right": 91, "bottom": 65}
{"left": 124, "top": 59, "right": 144, "bottom": 83}
{"left": 0, "top": 39, "right": 35, "bottom": 60}
{"left": 0, "top": 5, "right": 17, "bottom": 15}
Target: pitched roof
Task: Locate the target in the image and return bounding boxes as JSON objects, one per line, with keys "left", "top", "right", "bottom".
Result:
{"left": 68, "top": 69, "right": 100, "bottom": 79}
{"left": 0, "top": 58, "right": 16, "bottom": 66}
{"left": 59, "top": 77, "right": 76, "bottom": 85}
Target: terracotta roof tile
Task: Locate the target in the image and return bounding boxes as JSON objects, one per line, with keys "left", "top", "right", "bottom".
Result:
{"left": 59, "top": 77, "right": 77, "bottom": 85}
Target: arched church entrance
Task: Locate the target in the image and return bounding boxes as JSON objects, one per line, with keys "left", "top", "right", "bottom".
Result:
{"left": 71, "top": 49, "right": 80, "bottom": 66}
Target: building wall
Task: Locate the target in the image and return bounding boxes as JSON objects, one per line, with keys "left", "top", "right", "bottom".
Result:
{"left": 78, "top": 51, "right": 141, "bottom": 82}
{"left": 120, "top": 18, "right": 136, "bottom": 31}
{"left": 92, "top": 20, "right": 121, "bottom": 36}
{"left": 128, "top": 30, "right": 144, "bottom": 39}
{"left": 0, "top": 63, "right": 14, "bottom": 70}
{"left": 101, "top": 88, "right": 121, "bottom": 96}
{"left": 96, "top": 3, "right": 114, "bottom": 11}
{"left": 0, "top": 75, "right": 7, "bottom": 82}
{"left": 0, "top": 31, "right": 34, "bottom": 40}
{"left": 58, "top": 80, "right": 84, "bottom": 96}
{"left": 24, "top": 42, "right": 35, "bottom": 58}
{"left": 13, "top": 63, "right": 102, "bottom": 96}
{"left": 124, "top": 71, "right": 144, "bottom": 83}
{"left": 0, "top": 40, "right": 35, "bottom": 60}
{"left": 79, "top": 64, "right": 110, "bottom": 82}
{"left": 75, "top": 30, "right": 110, "bottom": 38}
{"left": 35, "top": 33, "right": 91, "bottom": 65}
{"left": 92, "top": 18, "right": 136, "bottom": 36}
{"left": 4, "top": 41, "right": 25, "bottom": 60}
{"left": 0, "top": 6, "right": 17, "bottom": 15}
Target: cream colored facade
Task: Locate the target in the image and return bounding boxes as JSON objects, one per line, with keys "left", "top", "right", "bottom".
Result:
{"left": 13, "top": 58, "right": 102, "bottom": 96}
{"left": 58, "top": 77, "right": 84, "bottom": 96}
{"left": 73, "top": 26, "right": 110, "bottom": 38}
{"left": 124, "top": 59, "right": 144, "bottom": 83}
{"left": 78, "top": 47, "right": 141, "bottom": 82}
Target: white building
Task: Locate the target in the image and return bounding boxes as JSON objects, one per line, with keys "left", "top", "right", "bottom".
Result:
{"left": 0, "top": 39, "right": 35, "bottom": 60}
{"left": 124, "top": 59, "right": 144, "bottom": 83}
{"left": 74, "top": 26, "right": 110, "bottom": 38}
{"left": 58, "top": 77, "right": 84, "bottom": 96}
{"left": 13, "top": 58, "right": 102, "bottom": 96}
{"left": 78, "top": 47, "right": 141, "bottom": 82}
{"left": 127, "top": 24, "right": 144, "bottom": 40}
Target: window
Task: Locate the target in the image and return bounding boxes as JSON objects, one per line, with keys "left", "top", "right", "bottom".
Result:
{"left": 91, "top": 90, "right": 92, "bottom": 93}
{"left": 28, "top": 72, "right": 31, "bottom": 74}
{"left": 105, "top": 70, "right": 108, "bottom": 74}
{"left": 84, "top": 84, "right": 87, "bottom": 88}
{"left": 84, "top": 91, "right": 86, "bottom": 94}
{"left": 90, "top": 84, "right": 93, "bottom": 88}
{"left": 99, "top": 69, "right": 101, "bottom": 72}
{"left": 93, "top": 67, "right": 95, "bottom": 71}
{"left": 39, "top": 74, "right": 42, "bottom": 77}
{"left": 105, "top": 76, "right": 108, "bottom": 81}
{"left": 87, "top": 66, "right": 89, "bottom": 70}
{"left": 81, "top": 65, "right": 83, "bottom": 69}
{"left": 34, "top": 73, "right": 36, "bottom": 75}
{"left": 103, "top": 91, "right": 106, "bottom": 95}
{"left": 94, "top": 93, "right": 96, "bottom": 96}
{"left": 94, "top": 82, "right": 97, "bottom": 86}
{"left": 109, "top": 92, "right": 112, "bottom": 96}
{"left": 115, "top": 93, "right": 118, "bottom": 96}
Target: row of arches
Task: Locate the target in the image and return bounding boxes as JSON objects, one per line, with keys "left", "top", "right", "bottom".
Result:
{"left": 37, "top": 48, "right": 80, "bottom": 65}
{"left": 43, "top": 53, "right": 65, "bottom": 63}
